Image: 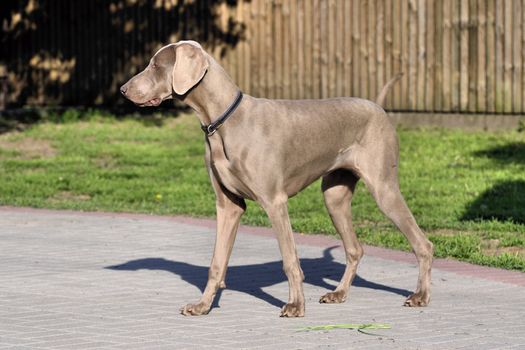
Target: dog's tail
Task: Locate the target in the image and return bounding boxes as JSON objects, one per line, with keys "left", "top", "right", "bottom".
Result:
{"left": 375, "top": 72, "right": 404, "bottom": 107}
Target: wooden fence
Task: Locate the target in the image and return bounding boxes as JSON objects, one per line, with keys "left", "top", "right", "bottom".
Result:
{"left": 3, "top": 0, "right": 525, "bottom": 114}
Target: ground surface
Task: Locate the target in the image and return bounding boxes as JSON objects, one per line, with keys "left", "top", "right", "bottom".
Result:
{"left": 1, "top": 207, "right": 524, "bottom": 350}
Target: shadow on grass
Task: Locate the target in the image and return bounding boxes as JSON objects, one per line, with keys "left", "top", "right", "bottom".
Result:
{"left": 465, "top": 142, "right": 525, "bottom": 224}
{"left": 462, "top": 180, "right": 525, "bottom": 224}
{"left": 473, "top": 142, "right": 525, "bottom": 164}
{"left": 106, "top": 246, "right": 412, "bottom": 311}
{"left": 0, "top": 104, "right": 188, "bottom": 133}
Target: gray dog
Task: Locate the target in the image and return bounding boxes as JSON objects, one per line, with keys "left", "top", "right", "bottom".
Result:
{"left": 120, "top": 40, "right": 433, "bottom": 317}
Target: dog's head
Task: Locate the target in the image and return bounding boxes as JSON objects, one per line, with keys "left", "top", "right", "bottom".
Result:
{"left": 120, "top": 40, "right": 209, "bottom": 106}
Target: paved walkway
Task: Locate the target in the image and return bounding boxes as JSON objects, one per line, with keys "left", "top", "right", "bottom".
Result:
{"left": 1, "top": 207, "right": 524, "bottom": 350}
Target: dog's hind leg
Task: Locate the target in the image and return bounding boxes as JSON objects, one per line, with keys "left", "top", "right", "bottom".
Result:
{"left": 356, "top": 142, "right": 433, "bottom": 307}
{"left": 319, "top": 169, "right": 363, "bottom": 304}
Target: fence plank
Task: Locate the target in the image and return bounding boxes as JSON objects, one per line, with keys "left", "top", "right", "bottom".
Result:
{"left": 400, "top": 0, "right": 409, "bottom": 109}
{"left": 425, "top": 0, "right": 435, "bottom": 111}
{"left": 295, "top": 0, "right": 303, "bottom": 99}
{"left": 289, "top": 0, "right": 297, "bottom": 99}
{"left": 408, "top": 0, "right": 417, "bottom": 110}
{"left": 522, "top": 0, "right": 525, "bottom": 110}
{"left": 243, "top": 1, "right": 251, "bottom": 94}
{"left": 250, "top": 0, "right": 259, "bottom": 95}
{"left": 328, "top": 0, "right": 337, "bottom": 98}
{"left": 377, "top": 0, "right": 384, "bottom": 102}
{"left": 512, "top": 0, "right": 522, "bottom": 112}
{"left": 392, "top": 0, "right": 402, "bottom": 108}
{"left": 504, "top": 0, "right": 513, "bottom": 113}
{"left": 275, "top": 1, "right": 283, "bottom": 98}
{"left": 264, "top": 0, "right": 273, "bottom": 98}
{"left": 495, "top": 0, "right": 505, "bottom": 112}
{"left": 259, "top": 0, "right": 267, "bottom": 97}
{"left": 417, "top": 0, "right": 426, "bottom": 110}
{"left": 384, "top": 0, "right": 393, "bottom": 107}
{"left": 335, "top": 0, "right": 344, "bottom": 97}
{"left": 360, "top": 0, "right": 369, "bottom": 99}
{"left": 236, "top": 1, "right": 244, "bottom": 90}
{"left": 282, "top": 0, "right": 291, "bottom": 99}
{"left": 304, "top": 0, "right": 313, "bottom": 99}
{"left": 451, "top": 0, "right": 460, "bottom": 111}
{"left": 460, "top": 0, "right": 469, "bottom": 111}
{"left": 352, "top": 0, "right": 360, "bottom": 100}
{"left": 467, "top": 0, "right": 478, "bottom": 112}
{"left": 433, "top": 0, "right": 443, "bottom": 111}
{"left": 313, "top": 0, "right": 321, "bottom": 98}
{"left": 442, "top": 0, "right": 452, "bottom": 111}
{"left": 344, "top": 0, "right": 352, "bottom": 97}
{"left": 368, "top": 0, "right": 376, "bottom": 100}
{"left": 486, "top": 0, "right": 496, "bottom": 112}
{"left": 477, "top": 0, "right": 486, "bottom": 111}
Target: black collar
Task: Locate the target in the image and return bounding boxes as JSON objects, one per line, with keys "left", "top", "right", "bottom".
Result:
{"left": 201, "top": 91, "right": 243, "bottom": 136}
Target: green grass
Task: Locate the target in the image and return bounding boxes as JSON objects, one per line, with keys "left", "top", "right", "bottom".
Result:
{"left": 1, "top": 111, "right": 525, "bottom": 271}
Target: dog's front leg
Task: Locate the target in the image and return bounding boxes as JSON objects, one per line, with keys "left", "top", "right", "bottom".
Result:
{"left": 180, "top": 172, "right": 246, "bottom": 316}
{"left": 262, "top": 196, "right": 305, "bottom": 317}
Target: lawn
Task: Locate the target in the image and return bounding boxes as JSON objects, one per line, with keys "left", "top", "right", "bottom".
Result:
{"left": 1, "top": 110, "right": 524, "bottom": 271}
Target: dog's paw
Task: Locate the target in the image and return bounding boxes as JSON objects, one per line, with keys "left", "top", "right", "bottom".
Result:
{"left": 319, "top": 290, "right": 347, "bottom": 304}
{"left": 280, "top": 302, "right": 305, "bottom": 317}
{"left": 404, "top": 292, "right": 430, "bottom": 307}
{"left": 180, "top": 302, "right": 211, "bottom": 316}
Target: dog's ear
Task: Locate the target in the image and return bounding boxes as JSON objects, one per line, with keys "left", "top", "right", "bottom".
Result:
{"left": 172, "top": 43, "right": 209, "bottom": 95}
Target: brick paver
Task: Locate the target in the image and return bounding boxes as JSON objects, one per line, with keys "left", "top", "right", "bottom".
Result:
{"left": 1, "top": 207, "right": 524, "bottom": 349}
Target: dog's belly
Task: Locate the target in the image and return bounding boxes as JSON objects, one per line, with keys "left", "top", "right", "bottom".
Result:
{"left": 215, "top": 163, "right": 323, "bottom": 201}
{"left": 283, "top": 170, "right": 327, "bottom": 198}
{"left": 213, "top": 146, "right": 346, "bottom": 201}
{"left": 210, "top": 140, "right": 357, "bottom": 201}
{"left": 282, "top": 156, "right": 341, "bottom": 197}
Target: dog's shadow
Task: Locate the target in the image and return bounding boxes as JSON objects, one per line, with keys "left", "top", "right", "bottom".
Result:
{"left": 106, "top": 246, "right": 412, "bottom": 310}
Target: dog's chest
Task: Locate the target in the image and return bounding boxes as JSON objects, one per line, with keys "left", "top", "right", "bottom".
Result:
{"left": 208, "top": 140, "right": 257, "bottom": 200}
{"left": 212, "top": 159, "right": 256, "bottom": 200}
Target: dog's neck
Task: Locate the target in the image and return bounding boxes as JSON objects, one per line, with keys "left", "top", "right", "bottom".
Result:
{"left": 181, "top": 58, "right": 241, "bottom": 126}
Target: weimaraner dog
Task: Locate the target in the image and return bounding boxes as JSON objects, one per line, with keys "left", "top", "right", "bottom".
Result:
{"left": 120, "top": 40, "right": 433, "bottom": 317}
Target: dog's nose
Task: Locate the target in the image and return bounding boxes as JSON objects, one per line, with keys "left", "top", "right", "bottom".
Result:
{"left": 120, "top": 84, "right": 128, "bottom": 96}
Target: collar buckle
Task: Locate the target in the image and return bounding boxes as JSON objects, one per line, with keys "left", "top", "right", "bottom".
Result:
{"left": 207, "top": 124, "right": 217, "bottom": 136}
{"left": 201, "top": 91, "right": 243, "bottom": 137}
